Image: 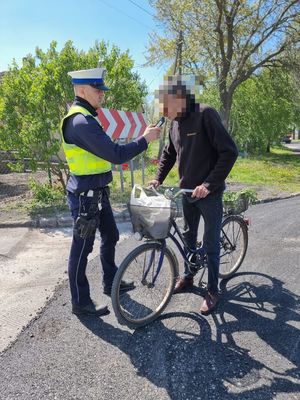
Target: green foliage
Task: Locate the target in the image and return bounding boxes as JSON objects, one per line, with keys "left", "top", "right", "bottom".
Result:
{"left": 148, "top": 0, "right": 300, "bottom": 127}
{"left": 223, "top": 188, "right": 257, "bottom": 214}
{"left": 167, "top": 168, "right": 178, "bottom": 181}
{"left": 0, "top": 40, "right": 148, "bottom": 188}
{"left": 29, "top": 178, "right": 65, "bottom": 206}
{"left": 228, "top": 146, "right": 300, "bottom": 193}
{"left": 199, "top": 85, "right": 221, "bottom": 110}
{"left": 230, "top": 69, "right": 298, "bottom": 153}
{"left": 146, "top": 164, "right": 158, "bottom": 176}
{"left": 223, "top": 189, "right": 257, "bottom": 204}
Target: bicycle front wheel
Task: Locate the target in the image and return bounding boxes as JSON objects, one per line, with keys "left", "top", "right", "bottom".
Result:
{"left": 219, "top": 215, "right": 248, "bottom": 279}
{"left": 111, "top": 241, "right": 178, "bottom": 329}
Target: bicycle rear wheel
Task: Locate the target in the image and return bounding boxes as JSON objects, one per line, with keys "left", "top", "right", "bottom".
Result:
{"left": 219, "top": 215, "right": 248, "bottom": 279}
{"left": 111, "top": 241, "right": 178, "bottom": 329}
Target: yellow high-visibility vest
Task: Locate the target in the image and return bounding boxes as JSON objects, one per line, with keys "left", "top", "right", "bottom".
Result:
{"left": 61, "top": 105, "right": 111, "bottom": 175}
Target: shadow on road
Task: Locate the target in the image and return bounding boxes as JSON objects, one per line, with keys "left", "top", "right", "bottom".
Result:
{"left": 78, "top": 271, "right": 300, "bottom": 399}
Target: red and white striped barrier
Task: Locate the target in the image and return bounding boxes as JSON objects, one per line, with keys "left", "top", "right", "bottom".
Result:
{"left": 97, "top": 108, "right": 147, "bottom": 140}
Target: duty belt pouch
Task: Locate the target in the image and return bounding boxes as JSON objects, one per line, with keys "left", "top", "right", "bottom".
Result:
{"left": 75, "top": 191, "right": 102, "bottom": 239}
{"left": 78, "top": 188, "right": 107, "bottom": 216}
{"left": 79, "top": 191, "right": 100, "bottom": 216}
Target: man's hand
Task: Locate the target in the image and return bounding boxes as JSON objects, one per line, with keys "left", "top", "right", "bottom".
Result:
{"left": 143, "top": 124, "right": 161, "bottom": 143}
{"left": 148, "top": 179, "right": 160, "bottom": 189}
{"left": 192, "top": 184, "right": 210, "bottom": 199}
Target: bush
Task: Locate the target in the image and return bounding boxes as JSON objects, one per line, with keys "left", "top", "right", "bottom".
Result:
{"left": 29, "top": 178, "right": 65, "bottom": 206}
{"left": 223, "top": 188, "right": 257, "bottom": 214}
{"left": 223, "top": 188, "right": 257, "bottom": 204}
{"left": 146, "top": 164, "right": 158, "bottom": 176}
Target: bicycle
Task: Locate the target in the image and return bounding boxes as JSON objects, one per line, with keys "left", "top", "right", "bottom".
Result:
{"left": 111, "top": 186, "right": 249, "bottom": 329}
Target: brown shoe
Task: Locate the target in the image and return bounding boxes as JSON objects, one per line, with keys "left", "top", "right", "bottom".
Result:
{"left": 173, "top": 276, "right": 194, "bottom": 294}
{"left": 200, "top": 292, "right": 219, "bottom": 315}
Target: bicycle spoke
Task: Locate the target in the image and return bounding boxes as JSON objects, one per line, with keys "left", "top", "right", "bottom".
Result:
{"left": 112, "top": 243, "right": 176, "bottom": 327}
{"left": 219, "top": 216, "right": 248, "bottom": 278}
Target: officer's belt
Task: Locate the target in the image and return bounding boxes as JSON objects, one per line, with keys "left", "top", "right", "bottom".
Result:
{"left": 80, "top": 190, "right": 99, "bottom": 197}
{"left": 79, "top": 187, "right": 109, "bottom": 198}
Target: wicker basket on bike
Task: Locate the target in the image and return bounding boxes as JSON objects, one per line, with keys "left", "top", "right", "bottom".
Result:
{"left": 223, "top": 193, "right": 250, "bottom": 215}
{"left": 128, "top": 185, "right": 175, "bottom": 240}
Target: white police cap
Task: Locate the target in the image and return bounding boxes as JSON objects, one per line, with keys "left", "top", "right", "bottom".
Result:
{"left": 68, "top": 67, "right": 109, "bottom": 91}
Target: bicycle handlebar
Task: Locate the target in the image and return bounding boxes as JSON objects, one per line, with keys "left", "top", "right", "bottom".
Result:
{"left": 167, "top": 188, "right": 194, "bottom": 199}
{"left": 148, "top": 186, "right": 194, "bottom": 200}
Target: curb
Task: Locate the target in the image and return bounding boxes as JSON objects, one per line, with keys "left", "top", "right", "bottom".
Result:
{"left": 0, "top": 192, "right": 299, "bottom": 229}
{"left": 0, "top": 209, "right": 130, "bottom": 229}
{"left": 254, "top": 192, "right": 300, "bottom": 205}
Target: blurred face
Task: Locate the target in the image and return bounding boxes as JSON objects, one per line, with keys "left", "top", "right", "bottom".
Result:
{"left": 161, "top": 93, "right": 187, "bottom": 119}
{"left": 75, "top": 85, "right": 105, "bottom": 109}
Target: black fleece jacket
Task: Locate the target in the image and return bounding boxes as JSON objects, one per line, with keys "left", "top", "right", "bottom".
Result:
{"left": 156, "top": 104, "right": 238, "bottom": 193}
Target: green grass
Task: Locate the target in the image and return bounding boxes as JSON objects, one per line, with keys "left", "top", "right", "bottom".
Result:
{"left": 228, "top": 146, "right": 300, "bottom": 193}
{"left": 146, "top": 141, "right": 160, "bottom": 159}
{"left": 1, "top": 145, "right": 298, "bottom": 219}
{"left": 110, "top": 145, "right": 300, "bottom": 201}
{"left": 0, "top": 196, "right": 68, "bottom": 217}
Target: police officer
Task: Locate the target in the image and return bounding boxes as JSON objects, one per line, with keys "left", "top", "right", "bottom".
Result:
{"left": 61, "top": 67, "right": 161, "bottom": 316}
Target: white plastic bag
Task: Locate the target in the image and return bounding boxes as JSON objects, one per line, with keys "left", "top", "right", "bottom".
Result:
{"left": 129, "top": 185, "right": 174, "bottom": 239}
{"left": 130, "top": 185, "right": 171, "bottom": 209}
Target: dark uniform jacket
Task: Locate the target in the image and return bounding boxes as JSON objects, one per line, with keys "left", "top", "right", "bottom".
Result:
{"left": 62, "top": 97, "right": 148, "bottom": 194}
{"left": 156, "top": 103, "right": 238, "bottom": 193}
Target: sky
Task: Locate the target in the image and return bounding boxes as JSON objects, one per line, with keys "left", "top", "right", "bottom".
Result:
{"left": 0, "top": 0, "right": 169, "bottom": 94}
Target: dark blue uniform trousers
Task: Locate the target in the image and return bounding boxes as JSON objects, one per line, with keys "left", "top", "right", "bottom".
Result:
{"left": 182, "top": 190, "right": 223, "bottom": 295}
{"left": 67, "top": 190, "right": 119, "bottom": 306}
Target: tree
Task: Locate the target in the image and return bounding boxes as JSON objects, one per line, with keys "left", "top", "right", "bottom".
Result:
{"left": 147, "top": 0, "right": 300, "bottom": 128}
{"left": 285, "top": 46, "right": 300, "bottom": 121}
{"left": 230, "top": 68, "right": 299, "bottom": 153}
{"left": 0, "top": 40, "right": 147, "bottom": 189}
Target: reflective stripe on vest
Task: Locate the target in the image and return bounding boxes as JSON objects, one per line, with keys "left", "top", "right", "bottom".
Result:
{"left": 60, "top": 105, "right": 111, "bottom": 176}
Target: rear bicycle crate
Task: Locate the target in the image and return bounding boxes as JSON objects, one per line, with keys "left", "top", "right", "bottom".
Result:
{"left": 223, "top": 196, "right": 249, "bottom": 215}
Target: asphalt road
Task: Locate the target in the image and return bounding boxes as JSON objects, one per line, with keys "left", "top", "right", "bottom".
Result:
{"left": 0, "top": 197, "right": 299, "bottom": 400}
{"left": 284, "top": 142, "right": 300, "bottom": 153}
{"left": 0, "top": 223, "right": 132, "bottom": 353}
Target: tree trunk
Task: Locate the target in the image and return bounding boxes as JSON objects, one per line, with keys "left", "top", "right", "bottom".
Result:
{"left": 219, "top": 85, "right": 233, "bottom": 130}
{"left": 158, "top": 123, "right": 167, "bottom": 159}
{"left": 47, "top": 166, "right": 52, "bottom": 187}
{"left": 51, "top": 163, "right": 68, "bottom": 193}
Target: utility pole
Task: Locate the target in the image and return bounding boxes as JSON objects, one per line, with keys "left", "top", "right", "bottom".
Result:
{"left": 173, "top": 30, "right": 183, "bottom": 75}
{"left": 158, "top": 31, "right": 184, "bottom": 159}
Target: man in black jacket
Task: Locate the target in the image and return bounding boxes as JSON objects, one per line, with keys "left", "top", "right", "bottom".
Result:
{"left": 149, "top": 77, "right": 238, "bottom": 315}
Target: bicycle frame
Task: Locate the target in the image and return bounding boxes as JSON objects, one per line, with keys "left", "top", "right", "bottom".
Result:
{"left": 142, "top": 218, "right": 205, "bottom": 286}
{"left": 140, "top": 187, "right": 250, "bottom": 287}
{"left": 141, "top": 211, "right": 249, "bottom": 287}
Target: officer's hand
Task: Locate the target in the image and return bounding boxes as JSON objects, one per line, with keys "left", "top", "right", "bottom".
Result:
{"left": 143, "top": 124, "right": 161, "bottom": 143}
{"left": 192, "top": 184, "right": 210, "bottom": 199}
{"left": 148, "top": 179, "right": 160, "bottom": 189}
